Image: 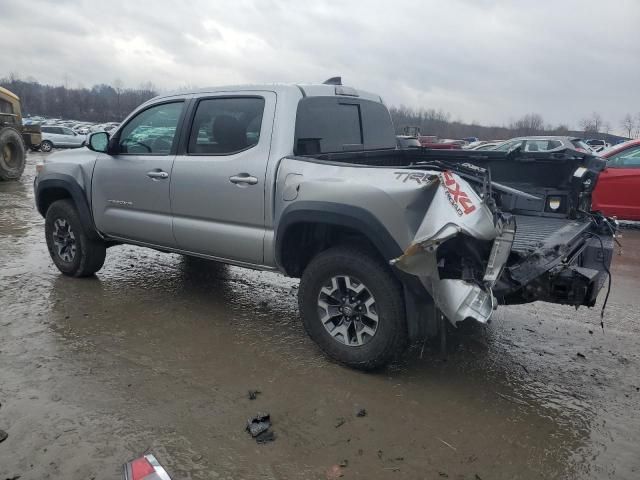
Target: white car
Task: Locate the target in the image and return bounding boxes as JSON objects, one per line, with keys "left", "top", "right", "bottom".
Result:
{"left": 39, "top": 126, "right": 86, "bottom": 152}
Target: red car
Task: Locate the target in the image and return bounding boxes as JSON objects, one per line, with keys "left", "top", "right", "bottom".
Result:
{"left": 592, "top": 139, "right": 640, "bottom": 220}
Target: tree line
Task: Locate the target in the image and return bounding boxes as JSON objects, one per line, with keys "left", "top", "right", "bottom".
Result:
{"left": 2, "top": 75, "right": 638, "bottom": 140}
{"left": 1, "top": 74, "right": 157, "bottom": 122}
{"left": 390, "top": 106, "right": 638, "bottom": 141}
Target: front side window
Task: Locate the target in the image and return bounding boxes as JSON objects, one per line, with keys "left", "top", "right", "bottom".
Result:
{"left": 608, "top": 146, "right": 640, "bottom": 168}
{"left": 118, "top": 102, "right": 183, "bottom": 155}
{"left": 0, "top": 98, "right": 13, "bottom": 123}
{"left": 188, "top": 97, "right": 265, "bottom": 155}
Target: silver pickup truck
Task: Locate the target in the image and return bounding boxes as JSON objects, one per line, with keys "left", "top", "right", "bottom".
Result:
{"left": 34, "top": 80, "right": 615, "bottom": 370}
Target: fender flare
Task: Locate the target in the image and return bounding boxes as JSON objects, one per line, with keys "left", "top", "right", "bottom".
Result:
{"left": 276, "top": 201, "right": 403, "bottom": 267}
{"left": 35, "top": 174, "right": 100, "bottom": 240}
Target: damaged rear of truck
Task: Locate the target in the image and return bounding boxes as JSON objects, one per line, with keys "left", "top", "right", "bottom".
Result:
{"left": 276, "top": 142, "right": 615, "bottom": 364}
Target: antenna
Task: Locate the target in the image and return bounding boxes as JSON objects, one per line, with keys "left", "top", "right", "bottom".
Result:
{"left": 322, "top": 77, "right": 342, "bottom": 86}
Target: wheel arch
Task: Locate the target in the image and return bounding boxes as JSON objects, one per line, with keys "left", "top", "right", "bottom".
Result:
{"left": 276, "top": 201, "right": 437, "bottom": 341}
{"left": 276, "top": 202, "right": 402, "bottom": 277}
{"left": 36, "top": 174, "right": 100, "bottom": 240}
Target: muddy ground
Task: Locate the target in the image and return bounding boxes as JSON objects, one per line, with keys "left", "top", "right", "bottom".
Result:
{"left": 1, "top": 152, "right": 639, "bottom": 480}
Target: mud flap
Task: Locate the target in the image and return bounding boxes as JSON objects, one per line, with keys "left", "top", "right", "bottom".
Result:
{"left": 391, "top": 171, "right": 515, "bottom": 326}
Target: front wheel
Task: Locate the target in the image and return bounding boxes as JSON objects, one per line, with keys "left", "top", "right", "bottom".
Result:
{"left": 298, "top": 246, "right": 407, "bottom": 370}
{"left": 0, "top": 127, "right": 26, "bottom": 180}
{"left": 45, "top": 199, "right": 106, "bottom": 277}
{"left": 40, "top": 140, "right": 53, "bottom": 152}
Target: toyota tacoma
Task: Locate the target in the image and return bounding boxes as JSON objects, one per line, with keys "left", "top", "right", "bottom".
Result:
{"left": 34, "top": 79, "right": 615, "bottom": 369}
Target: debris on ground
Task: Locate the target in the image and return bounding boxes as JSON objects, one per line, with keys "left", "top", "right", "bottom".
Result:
{"left": 438, "top": 472, "right": 449, "bottom": 478}
{"left": 325, "top": 464, "right": 344, "bottom": 479}
{"left": 255, "top": 430, "right": 276, "bottom": 444}
{"left": 246, "top": 413, "right": 275, "bottom": 443}
{"left": 5, "top": 476, "right": 21, "bottom": 480}
{"left": 437, "top": 437, "right": 457, "bottom": 452}
{"left": 246, "top": 413, "right": 271, "bottom": 437}
{"left": 0, "top": 429, "right": 8, "bottom": 443}
{"left": 356, "top": 408, "right": 367, "bottom": 417}
{"left": 339, "top": 459, "right": 348, "bottom": 467}
{"left": 248, "top": 390, "right": 261, "bottom": 400}
{"left": 577, "top": 352, "right": 586, "bottom": 359}
{"left": 334, "top": 417, "right": 345, "bottom": 428}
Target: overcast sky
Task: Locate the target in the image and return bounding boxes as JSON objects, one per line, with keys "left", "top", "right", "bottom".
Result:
{"left": 1, "top": 0, "right": 638, "bottom": 132}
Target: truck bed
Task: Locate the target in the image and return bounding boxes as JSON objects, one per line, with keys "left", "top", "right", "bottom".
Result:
{"left": 512, "top": 215, "right": 592, "bottom": 253}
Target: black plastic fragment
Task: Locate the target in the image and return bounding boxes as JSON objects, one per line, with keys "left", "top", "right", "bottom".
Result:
{"left": 248, "top": 390, "right": 261, "bottom": 400}
{"left": 246, "top": 413, "right": 271, "bottom": 437}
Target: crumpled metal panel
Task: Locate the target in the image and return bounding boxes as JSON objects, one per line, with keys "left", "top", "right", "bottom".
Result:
{"left": 392, "top": 171, "right": 510, "bottom": 326}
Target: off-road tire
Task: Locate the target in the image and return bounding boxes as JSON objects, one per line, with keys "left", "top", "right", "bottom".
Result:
{"left": 40, "top": 140, "right": 53, "bottom": 152}
{"left": 298, "top": 246, "right": 407, "bottom": 370}
{"left": 0, "top": 127, "right": 26, "bottom": 180}
{"left": 45, "top": 199, "right": 106, "bottom": 277}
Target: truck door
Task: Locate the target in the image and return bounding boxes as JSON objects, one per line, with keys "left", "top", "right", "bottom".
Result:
{"left": 594, "top": 145, "right": 640, "bottom": 220}
{"left": 91, "top": 100, "right": 186, "bottom": 247}
{"left": 170, "top": 92, "right": 276, "bottom": 264}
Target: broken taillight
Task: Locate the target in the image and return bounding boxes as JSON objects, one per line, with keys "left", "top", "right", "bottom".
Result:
{"left": 123, "top": 454, "right": 172, "bottom": 480}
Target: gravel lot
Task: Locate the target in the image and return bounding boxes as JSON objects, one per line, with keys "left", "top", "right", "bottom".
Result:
{"left": 1, "top": 152, "right": 639, "bottom": 479}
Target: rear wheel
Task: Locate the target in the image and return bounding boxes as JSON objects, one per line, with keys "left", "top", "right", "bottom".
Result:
{"left": 40, "top": 140, "right": 53, "bottom": 152}
{"left": 298, "top": 246, "right": 407, "bottom": 370}
{"left": 0, "top": 127, "right": 26, "bottom": 180}
{"left": 45, "top": 199, "right": 106, "bottom": 277}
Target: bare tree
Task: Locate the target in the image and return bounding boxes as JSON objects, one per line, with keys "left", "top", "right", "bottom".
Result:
{"left": 621, "top": 113, "right": 635, "bottom": 139}
{"left": 113, "top": 78, "right": 124, "bottom": 119}
{"left": 509, "top": 113, "right": 545, "bottom": 136}
{"left": 579, "top": 112, "right": 605, "bottom": 133}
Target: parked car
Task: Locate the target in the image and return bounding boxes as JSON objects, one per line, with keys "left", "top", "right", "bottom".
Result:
{"left": 493, "top": 136, "right": 591, "bottom": 153}
{"left": 34, "top": 81, "right": 614, "bottom": 370}
{"left": 586, "top": 139, "right": 610, "bottom": 153}
{"left": 72, "top": 125, "right": 93, "bottom": 135}
{"left": 592, "top": 139, "right": 640, "bottom": 220}
{"left": 39, "top": 125, "right": 86, "bottom": 152}
{"left": 418, "top": 136, "right": 462, "bottom": 149}
{"left": 395, "top": 135, "right": 421, "bottom": 149}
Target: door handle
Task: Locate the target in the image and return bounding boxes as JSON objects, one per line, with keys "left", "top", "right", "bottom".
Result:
{"left": 229, "top": 173, "right": 258, "bottom": 185}
{"left": 147, "top": 170, "right": 169, "bottom": 180}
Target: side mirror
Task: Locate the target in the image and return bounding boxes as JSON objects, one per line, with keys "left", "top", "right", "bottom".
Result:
{"left": 87, "top": 131, "right": 109, "bottom": 153}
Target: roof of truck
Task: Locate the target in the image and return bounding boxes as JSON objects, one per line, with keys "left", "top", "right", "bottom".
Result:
{"left": 151, "top": 83, "right": 383, "bottom": 103}
{"left": 0, "top": 86, "right": 19, "bottom": 101}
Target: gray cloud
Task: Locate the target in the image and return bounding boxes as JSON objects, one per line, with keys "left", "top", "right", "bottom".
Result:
{"left": 1, "top": 0, "right": 638, "bottom": 131}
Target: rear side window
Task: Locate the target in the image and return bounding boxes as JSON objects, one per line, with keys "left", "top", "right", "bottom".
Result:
{"left": 294, "top": 97, "right": 395, "bottom": 155}
{"left": 524, "top": 140, "right": 562, "bottom": 152}
{"left": 188, "top": 97, "right": 265, "bottom": 155}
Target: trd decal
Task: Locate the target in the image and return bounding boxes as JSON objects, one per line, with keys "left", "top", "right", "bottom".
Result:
{"left": 440, "top": 171, "right": 476, "bottom": 216}
{"left": 393, "top": 171, "right": 435, "bottom": 184}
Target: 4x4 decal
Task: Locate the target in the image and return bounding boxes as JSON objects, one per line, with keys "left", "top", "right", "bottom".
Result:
{"left": 440, "top": 171, "right": 476, "bottom": 216}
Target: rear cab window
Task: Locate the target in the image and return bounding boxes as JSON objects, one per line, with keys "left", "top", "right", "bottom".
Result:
{"left": 294, "top": 97, "right": 395, "bottom": 155}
